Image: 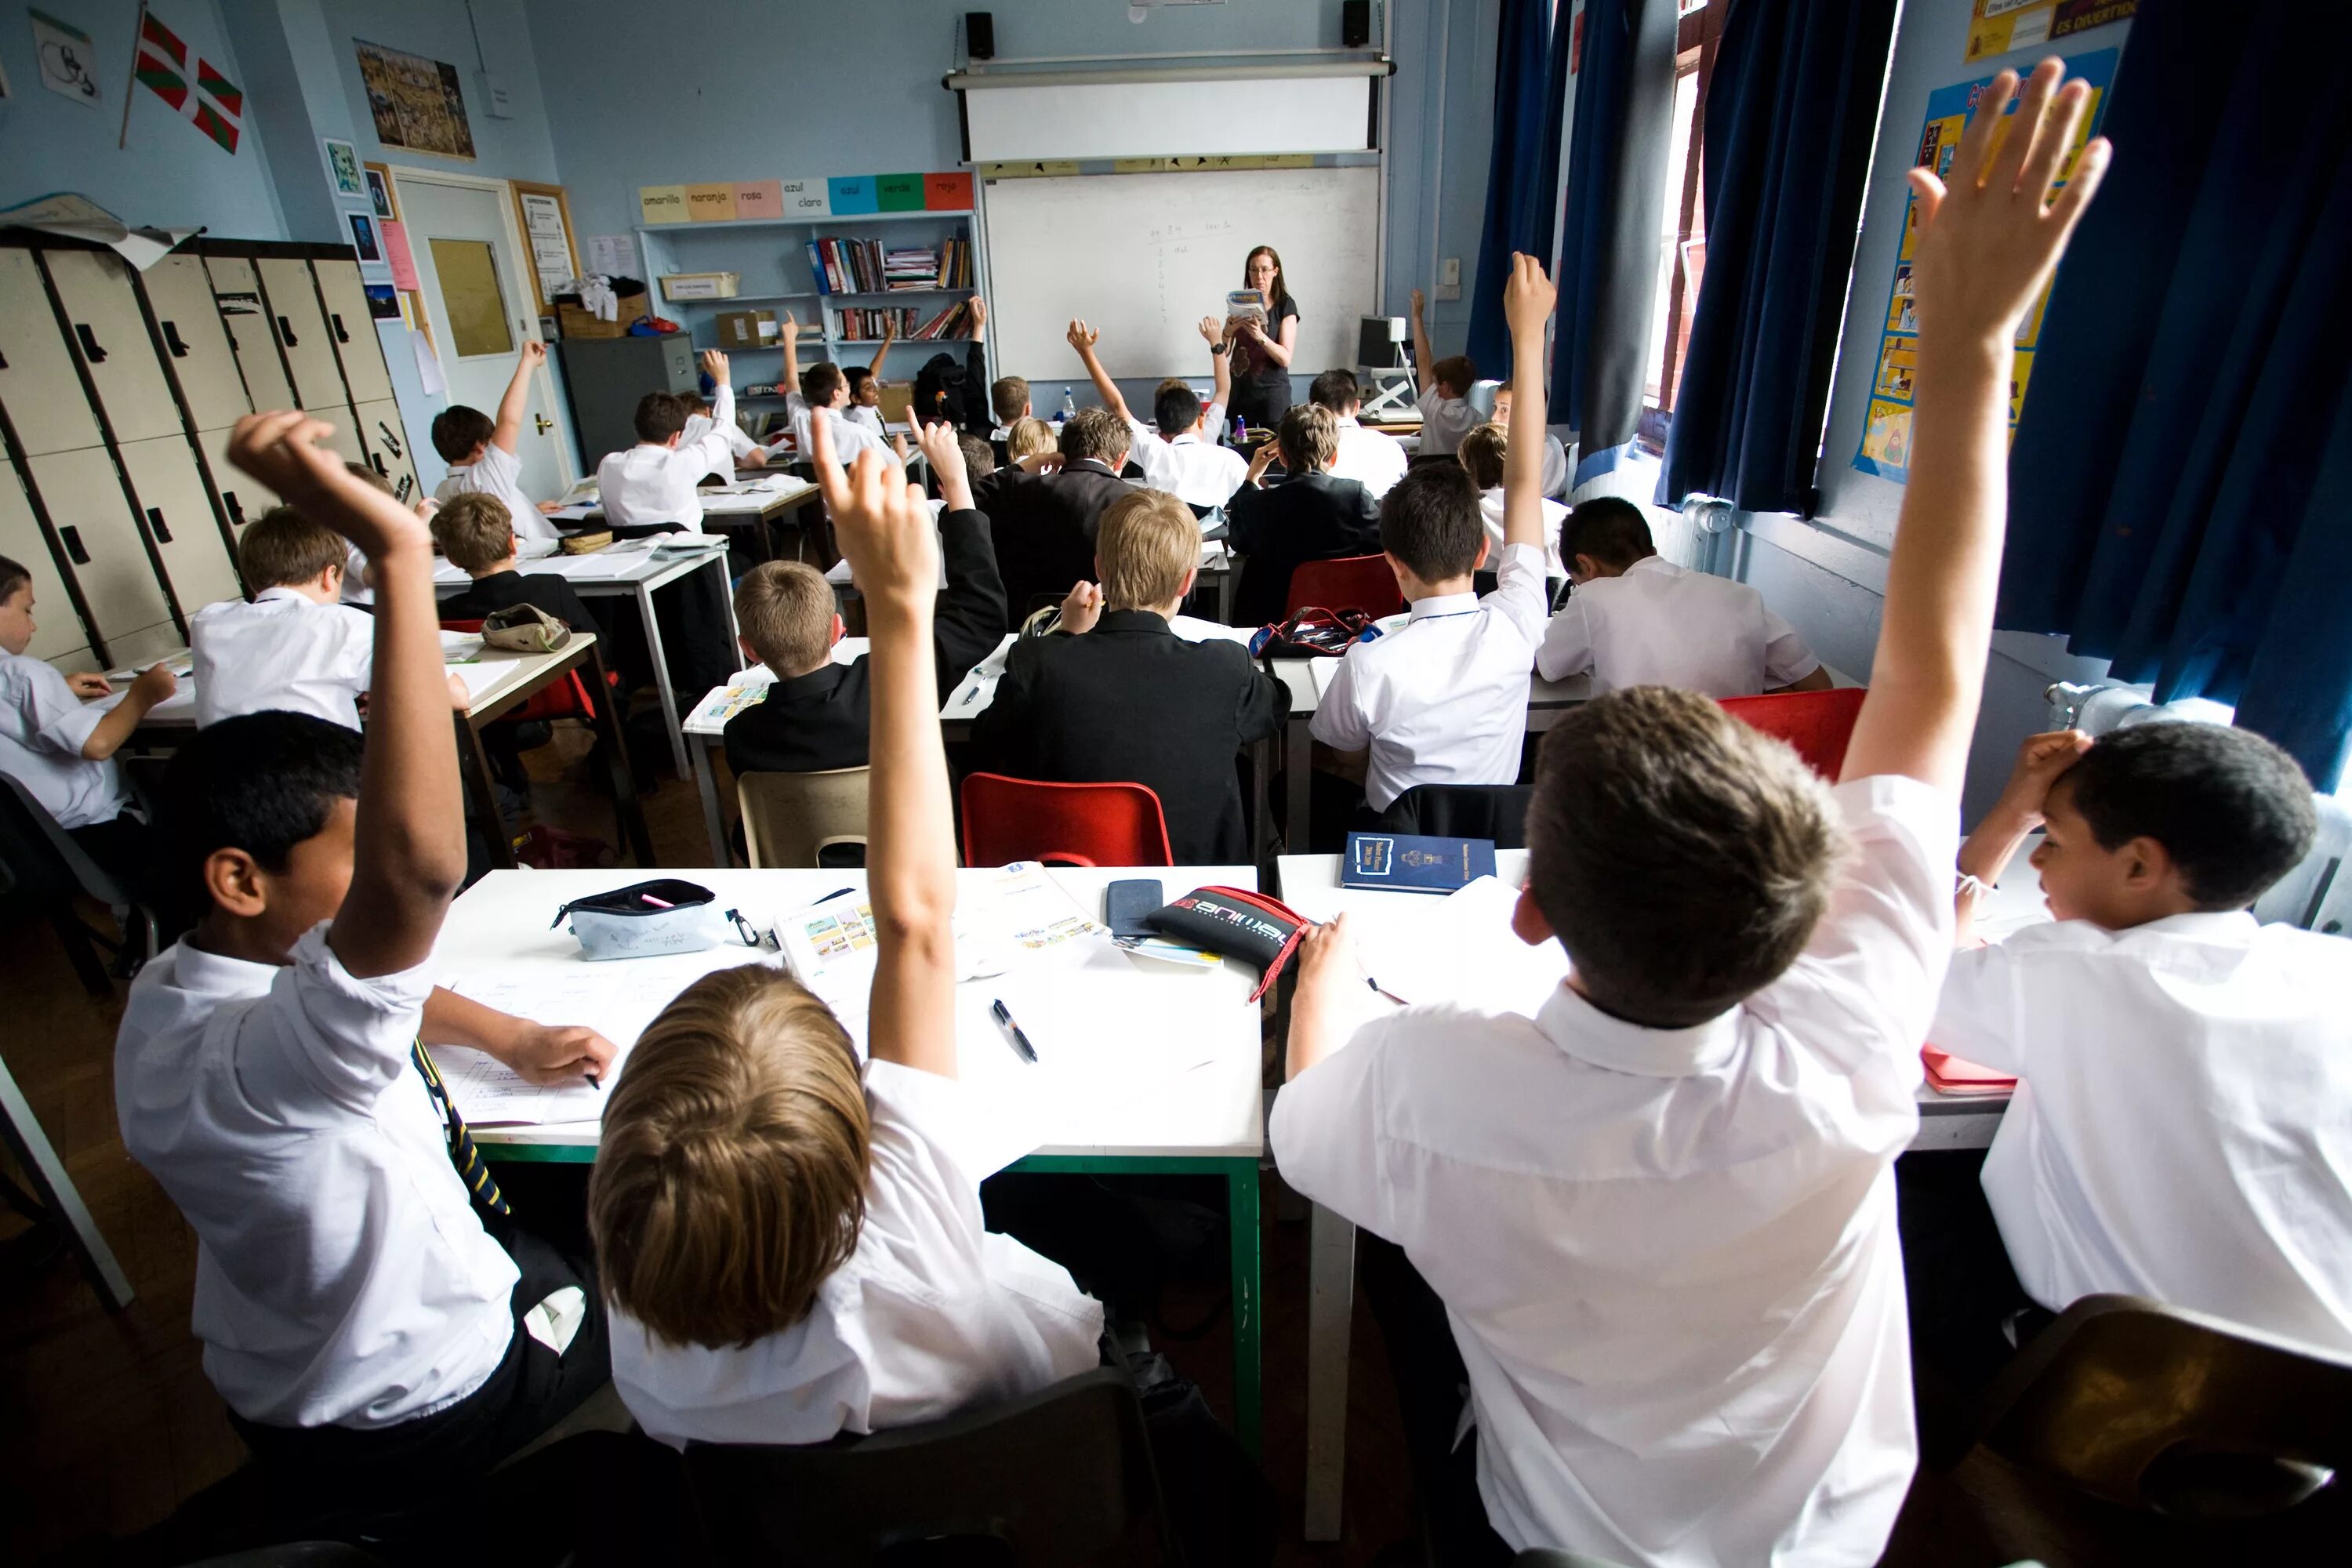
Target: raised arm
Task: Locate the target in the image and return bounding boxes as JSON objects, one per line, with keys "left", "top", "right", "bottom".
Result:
{"left": 1501, "top": 255, "right": 1555, "bottom": 556}
{"left": 1067, "top": 319, "right": 1131, "bottom": 423}
{"left": 808, "top": 416, "right": 956, "bottom": 1078}
{"left": 780, "top": 311, "right": 804, "bottom": 400}
{"left": 1408, "top": 288, "right": 1437, "bottom": 395}
{"left": 490, "top": 340, "right": 546, "bottom": 456}
{"left": 869, "top": 315, "right": 896, "bottom": 385}
{"left": 1841, "top": 60, "right": 2108, "bottom": 792}
{"left": 677, "top": 350, "right": 735, "bottom": 474}
{"left": 228, "top": 411, "right": 465, "bottom": 977}
{"left": 1200, "top": 316, "right": 1232, "bottom": 416}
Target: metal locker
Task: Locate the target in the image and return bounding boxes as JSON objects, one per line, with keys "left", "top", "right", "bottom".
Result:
{"left": 319, "top": 417, "right": 368, "bottom": 472}
{"left": 143, "top": 254, "right": 252, "bottom": 430}
{"left": 256, "top": 258, "right": 350, "bottom": 413}
{"left": 353, "top": 399, "right": 418, "bottom": 499}
{"left": 0, "top": 249, "right": 105, "bottom": 457}
{"left": 195, "top": 423, "right": 275, "bottom": 534}
{"left": 44, "top": 250, "right": 186, "bottom": 445}
{"left": 313, "top": 259, "right": 396, "bottom": 405}
{"left": 0, "top": 459, "right": 90, "bottom": 664}
{"left": 205, "top": 255, "right": 299, "bottom": 412}
{"left": 115, "top": 436, "right": 242, "bottom": 617}
{"left": 24, "top": 447, "right": 176, "bottom": 652}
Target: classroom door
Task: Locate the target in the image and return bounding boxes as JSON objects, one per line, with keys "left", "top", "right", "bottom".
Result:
{"left": 393, "top": 173, "right": 572, "bottom": 500}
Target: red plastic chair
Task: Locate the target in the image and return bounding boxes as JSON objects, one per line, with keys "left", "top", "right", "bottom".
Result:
{"left": 1719, "top": 687, "right": 1868, "bottom": 779}
{"left": 442, "top": 618, "right": 606, "bottom": 722}
{"left": 1285, "top": 554, "right": 1406, "bottom": 619}
{"left": 960, "top": 774, "right": 1174, "bottom": 867}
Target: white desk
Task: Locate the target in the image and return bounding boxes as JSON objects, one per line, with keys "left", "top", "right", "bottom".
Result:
{"left": 437, "top": 538, "right": 741, "bottom": 779}
{"left": 546, "top": 475, "right": 822, "bottom": 564}
{"left": 436, "top": 862, "right": 1267, "bottom": 1450}
{"left": 825, "top": 538, "right": 1237, "bottom": 627}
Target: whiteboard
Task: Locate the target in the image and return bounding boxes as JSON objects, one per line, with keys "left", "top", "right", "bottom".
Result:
{"left": 980, "top": 167, "right": 1381, "bottom": 382}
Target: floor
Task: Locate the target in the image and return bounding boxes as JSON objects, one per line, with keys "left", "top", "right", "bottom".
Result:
{"left": 5, "top": 726, "right": 2345, "bottom": 1565}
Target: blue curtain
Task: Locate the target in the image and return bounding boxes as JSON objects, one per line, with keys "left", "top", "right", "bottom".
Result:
{"left": 1551, "top": 0, "right": 1679, "bottom": 484}
{"left": 2001, "top": 0, "right": 2352, "bottom": 788}
{"left": 1465, "top": 0, "right": 1572, "bottom": 376}
{"left": 1654, "top": 0, "right": 1899, "bottom": 514}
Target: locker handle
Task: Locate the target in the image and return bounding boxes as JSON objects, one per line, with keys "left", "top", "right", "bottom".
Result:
{"left": 74, "top": 323, "right": 108, "bottom": 363}
{"left": 60, "top": 526, "right": 89, "bottom": 566}
{"left": 277, "top": 314, "right": 299, "bottom": 347}
{"left": 147, "top": 506, "right": 174, "bottom": 544}
{"left": 332, "top": 312, "right": 350, "bottom": 344}
{"left": 223, "top": 490, "right": 246, "bottom": 525}
{"left": 370, "top": 452, "right": 389, "bottom": 477}
{"left": 162, "top": 321, "right": 192, "bottom": 358}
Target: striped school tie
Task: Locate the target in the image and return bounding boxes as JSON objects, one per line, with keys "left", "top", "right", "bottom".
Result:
{"left": 411, "top": 1041, "right": 510, "bottom": 1217}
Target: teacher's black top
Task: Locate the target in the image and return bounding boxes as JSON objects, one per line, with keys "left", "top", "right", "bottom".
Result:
{"left": 1231, "top": 293, "right": 1300, "bottom": 430}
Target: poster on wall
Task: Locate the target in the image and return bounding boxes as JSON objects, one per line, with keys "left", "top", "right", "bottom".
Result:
{"left": 31, "top": 8, "right": 100, "bottom": 106}
{"left": 1965, "top": 1, "right": 2137, "bottom": 64}
{"left": 1853, "top": 48, "right": 2116, "bottom": 485}
{"left": 324, "top": 138, "right": 365, "bottom": 196}
{"left": 354, "top": 39, "right": 476, "bottom": 159}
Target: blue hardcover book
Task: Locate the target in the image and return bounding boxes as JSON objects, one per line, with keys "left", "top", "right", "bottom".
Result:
{"left": 1341, "top": 832, "right": 1497, "bottom": 894}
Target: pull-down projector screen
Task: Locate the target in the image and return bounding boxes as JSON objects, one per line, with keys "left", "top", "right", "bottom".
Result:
{"left": 953, "top": 66, "right": 1381, "bottom": 163}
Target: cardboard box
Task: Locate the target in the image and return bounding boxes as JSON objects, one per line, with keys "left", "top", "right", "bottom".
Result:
{"left": 659, "top": 271, "right": 741, "bottom": 301}
{"left": 714, "top": 309, "right": 778, "bottom": 350}
{"left": 557, "top": 289, "right": 649, "bottom": 339}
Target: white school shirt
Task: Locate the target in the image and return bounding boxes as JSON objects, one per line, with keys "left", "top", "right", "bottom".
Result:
{"left": 114, "top": 924, "right": 519, "bottom": 1428}
{"left": 191, "top": 589, "right": 375, "bottom": 730}
{"left": 1125, "top": 408, "right": 1247, "bottom": 510}
{"left": 681, "top": 411, "right": 759, "bottom": 462}
{"left": 434, "top": 441, "right": 554, "bottom": 543}
{"left": 0, "top": 648, "right": 130, "bottom": 829}
{"left": 597, "top": 383, "right": 738, "bottom": 532}
{"left": 1933, "top": 912, "right": 2352, "bottom": 1351}
{"left": 1309, "top": 541, "right": 1548, "bottom": 811}
{"left": 1329, "top": 416, "right": 1410, "bottom": 499}
{"left": 1537, "top": 556, "right": 1820, "bottom": 696}
{"left": 846, "top": 404, "right": 887, "bottom": 437}
{"left": 613, "top": 1061, "right": 1104, "bottom": 1449}
{"left": 1420, "top": 393, "right": 1479, "bottom": 457}
{"left": 786, "top": 390, "right": 890, "bottom": 463}
{"left": 1272, "top": 773, "right": 1955, "bottom": 1565}
{"left": 1479, "top": 488, "right": 1569, "bottom": 579}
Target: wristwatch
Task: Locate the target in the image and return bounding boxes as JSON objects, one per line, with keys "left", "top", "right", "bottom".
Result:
{"left": 1209, "top": 342, "right": 1229, "bottom": 356}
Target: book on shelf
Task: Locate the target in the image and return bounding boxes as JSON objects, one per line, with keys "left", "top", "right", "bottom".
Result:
{"left": 805, "top": 231, "right": 974, "bottom": 296}
{"left": 832, "top": 298, "right": 976, "bottom": 343}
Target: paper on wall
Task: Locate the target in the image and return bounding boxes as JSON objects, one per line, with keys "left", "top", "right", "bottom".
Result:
{"left": 585, "top": 234, "right": 638, "bottom": 278}
{"left": 380, "top": 219, "right": 421, "bottom": 291}
{"left": 412, "top": 331, "right": 447, "bottom": 397}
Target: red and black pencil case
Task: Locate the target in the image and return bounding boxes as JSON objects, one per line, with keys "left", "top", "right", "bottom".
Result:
{"left": 1145, "top": 885, "right": 1312, "bottom": 1002}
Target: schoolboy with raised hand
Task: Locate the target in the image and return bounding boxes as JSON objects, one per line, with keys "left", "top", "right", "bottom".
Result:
{"left": 1273, "top": 62, "right": 2111, "bottom": 1565}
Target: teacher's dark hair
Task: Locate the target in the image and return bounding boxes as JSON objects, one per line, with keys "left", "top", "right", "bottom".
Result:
{"left": 1243, "top": 245, "right": 1294, "bottom": 316}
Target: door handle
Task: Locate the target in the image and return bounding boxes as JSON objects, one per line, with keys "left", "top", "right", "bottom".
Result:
{"left": 147, "top": 506, "right": 174, "bottom": 544}
{"left": 74, "top": 323, "right": 107, "bottom": 363}
{"left": 60, "top": 526, "right": 89, "bottom": 565}
{"left": 332, "top": 312, "right": 350, "bottom": 344}
{"left": 277, "top": 314, "right": 299, "bottom": 347}
{"left": 534, "top": 414, "right": 554, "bottom": 435}
{"left": 162, "top": 321, "right": 192, "bottom": 358}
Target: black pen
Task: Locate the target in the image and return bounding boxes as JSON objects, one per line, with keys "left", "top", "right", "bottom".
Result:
{"left": 989, "top": 998, "right": 1038, "bottom": 1063}
{"left": 586, "top": 1071, "right": 602, "bottom": 1093}
{"left": 815, "top": 886, "right": 856, "bottom": 904}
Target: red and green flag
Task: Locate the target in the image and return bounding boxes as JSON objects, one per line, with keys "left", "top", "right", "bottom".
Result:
{"left": 132, "top": 7, "right": 242, "bottom": 154}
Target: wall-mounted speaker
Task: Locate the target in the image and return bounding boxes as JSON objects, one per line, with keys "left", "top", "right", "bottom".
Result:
{"left": 1342, "top": 0, "right": 1371, "bottom": 49}
{"left": 967, "top": 11, "right": 996, "bottom": 60}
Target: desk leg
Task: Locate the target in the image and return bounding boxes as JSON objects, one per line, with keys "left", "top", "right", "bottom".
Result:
{"left": 1218, "top": 568, "right": 1236, "bottom": 626}
{"left": 638, "top": 580, "right": 690, "bottom": 780}
{"left": 1303, "top": 1203, "right": 1358, "bottom": 1541}
{"left": 694, "top": 735, "right": 731, "bottom": 867}
{"left": 459, "top": 715, "right": 517, "bottom": 870}
{"left": 1229, "top": 1160, "right": 1262, "bottom": 1458}
{"left": 1248, "top": 734, "right": 1274, "bottom": 877}
{"left": 1285, "top": 713, "right": 1312, "bottom": 855}
{"left": 0, "top": 1051, "right": 133, "bottom": 1311}
{"left": 587, "top": 644, "right": 656, "bottom": 866}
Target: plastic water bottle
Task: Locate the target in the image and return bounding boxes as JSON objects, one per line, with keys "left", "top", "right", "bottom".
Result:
{"left": 1061, "top": 389, "right": 1078, "bottom": 422}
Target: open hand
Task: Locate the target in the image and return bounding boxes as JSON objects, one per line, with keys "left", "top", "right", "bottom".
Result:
{"left": 811, "top": 411, "right": 938, "bottom": 608}
{"left": 1502, "top": 252, "right": 1556, "bottom": 339}
{"left": 881, "top": 315, "right": 898, "bottom": 343}
{"left": 968, "top": 297, "right": 988, "bottom": 335}
{"left": 1065, "top": 319, "right": 1098, "bottom": 352}
{"left": 227, "top": 411, "right": 430, "bottom": 560}
{"left": 699, "top": 348, "right": 731, "bottom": 383}
{"left": 503, "top": 1023, "right": 619, "bottom": 1087}
{"left": 1197, "top": 315, "right": 1221, "bottom": 343}
{"left": 1059, "top": 579, "right": 1103, "bottom": 634}
{"left": 1409, "top": 287, "right": 1426, "bottom": 318}
{"left": 915, "top": 419, "right": 973, "bottom": 511}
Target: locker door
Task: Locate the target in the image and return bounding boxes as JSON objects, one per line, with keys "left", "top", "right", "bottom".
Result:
{"left": 0, "top": 249, "right": 105, "bottom": 456}
{"left": 196, "top": 423, "right": 275, "bottom": 533}
{"left": 45, "top": 249, "right": 185, "bottom": 444}
{"left": 319, "top": 418, "right": 368, "bottom": 471}
{"left": 0, "top": 459, "right": 90, "bottom": 662}
{"left": 25, "top": 448, "right": 176, "bottom": 648}
{"left": 117, "top": 436, "right": 243, "bottom": 616}
{"left": 256, "top": 259, "right": 350, "bottom": 412}
{"left": 143, "top": 255, "right": 252, "bottom": 430}
{"left": 205, "top": 256, "right": 298, "bottom": 411}
{"left": 354, "top": 399, "right": 418, "bottom": 497}
{"left": 313, "top": 260, "right": 396, "bottom": 404}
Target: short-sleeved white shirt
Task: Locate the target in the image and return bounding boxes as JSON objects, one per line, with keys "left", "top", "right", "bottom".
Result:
{"left": 598, "top": 383, "right": 739, "bottom": 532}
{"left": 1419, "top": 394, "right": 1479, "bottom": 458}
{"left": 191, "top": 589, "right": 375, "bottom": 729}
{"left": 1328, "top": 416, "right": 1411, "bottom": 499}
{"left": 435, "top": 441, "right": 554, "bottom": 543}
{"left": 1933, "top": 911, "right": 2352, "bottom": 1351}
{"left": 613, "top": 1061, "right": 1104, "bottom": 1448}
{"left": 1125, "top": 407, "right": 1247, "bottom": 510}
{"left": 1272, "top": 774, "right": 1957, "bottom": 1564}
{"left": 786, "top": 392, "right": 890, "bottom": 464}
{"left": 0, "top": 648, "right": 129, "bottom": 829}
{"left": 1309, "top": 541, "right": 1548, "bottom": 811}
{"left": 682, "top": 412, "right": 759, "bottom": 460}
{"left": 115, "top": 925, "right": 519, "bottom": 1428}
{"left": 1537, "top": 556, "right": 1820, "bottom": 696}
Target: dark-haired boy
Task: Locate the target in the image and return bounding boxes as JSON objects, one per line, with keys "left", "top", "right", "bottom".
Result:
{"left": 1406, "top": 288, "right": 1479, "bottom": 458}
{"left": 434, "top": 492, "right": 601, "bottom": 633}
{"left": 972, "top": 406, "right": 1136, "bottom": 620}
{"left": 598, "top": 350, "right": 742, "bottom": 532}
{"left": 1066, "top": 318, "right": 1247, "bottom": 510}
{"left": 430, "top": 340, "right": 561, "bottom": 542}
{"left": 1274, "top": 64, "right": 2111, "bottom": 1564}
{"left": 117, "top": 411, "right": 619, "bottom": 1523}
{"left": 191, "top": 508, "right": 379, "bottom": 729}
{"left": 782, "top": 313, "right": 889, "bottom": 463}
{"left": 1933, "top": 721, "right": 2350, "bottom": 1352}
{"left": 1224, "top": 404, "right": 1383, "bottom": 628}
{"left": 1536, "top": 495, "right": 1829, "bottom": 696}
{"left": 1312, "top": 368, "right": 1410, "bottom": 499}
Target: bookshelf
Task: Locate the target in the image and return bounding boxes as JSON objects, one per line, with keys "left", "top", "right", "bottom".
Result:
{"left": 630, "top": 209, "right": 985, "bottom": 403}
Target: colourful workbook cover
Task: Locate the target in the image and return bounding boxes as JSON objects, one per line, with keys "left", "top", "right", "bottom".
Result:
{"left": 1341, "top": 833, "right": 1497, "bottom": 894}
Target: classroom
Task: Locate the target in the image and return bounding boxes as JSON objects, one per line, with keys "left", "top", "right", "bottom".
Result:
{"left": 2, "top": 2, "right": 2347, "bottom": 1564}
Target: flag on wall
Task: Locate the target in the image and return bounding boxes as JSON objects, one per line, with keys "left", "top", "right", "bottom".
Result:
{"left": 130, "top": 6, "right": 242, "bottom": 153}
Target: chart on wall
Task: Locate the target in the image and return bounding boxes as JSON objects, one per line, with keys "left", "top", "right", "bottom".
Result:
{"left": 1964, "top": 1, "right": 2136, "bottom": 64}
{"left": 1853, "top": 48, "right": 2115, "bottom": 485}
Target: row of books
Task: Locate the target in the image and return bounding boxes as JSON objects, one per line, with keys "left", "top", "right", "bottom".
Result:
{"left": 833, "top": 298, "right": 978, "bottom": 342}
{"left": 804, "top": 234, "right": 975, "bottom": 295}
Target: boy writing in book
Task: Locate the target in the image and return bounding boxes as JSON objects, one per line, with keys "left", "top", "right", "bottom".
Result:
{"left": 1065, "top": 318, "right": 1247, "bottom": 510}
{"left": 118, "top": 412, "right": 619, "bottom": 1525}
{"left": 1406, "top": 288, "right": 1479, "bottom": 458}
{"left": 593, "top": 416, "right": 1101, "bottom": 1448}
{"left": 430, "top": 340, "right": 564, "bottom": 541}
{"left": 1273, "top": 66, "right": 2111, "bottom": 1563}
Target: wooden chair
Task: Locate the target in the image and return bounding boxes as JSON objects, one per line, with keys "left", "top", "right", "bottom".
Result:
{"left": 960, "top": 773, "right": 1173, "bottom": 867}
{"left": 738, "top": 768, "right": 869, "bottom": 869}
{"left": 1286, "top": 553, "right": 1406, "bottom": 619}
{"left": 1718, "top": 686, "right": 1867, "bottom": 779}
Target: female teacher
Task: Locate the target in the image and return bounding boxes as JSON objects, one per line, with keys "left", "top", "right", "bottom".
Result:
{"left": 1224, "top": 245, "right": 1299, "bottom": 435}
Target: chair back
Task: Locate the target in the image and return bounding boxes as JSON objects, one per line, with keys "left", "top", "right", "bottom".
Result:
{"left": 960, "top": 773, "right": 1172, "bottom": 868}
{"left": 1286, "top": 554, "right": 1405, "bottom": 619}
{"left": 1718, "top": 686, "right": 1867, "bottom": 779}
{"left": 684, "top": 1368, "right": 1177, "bottom": 1566}
{"left": 1381, "top": 783, "right": 1534, "bottom": 848}
{"left": 738, "top": 768, "right": 871, "bottom": 869}
{"left": 2254, "top": 791, "right": 2352, "bottom": 934}
{"left": 1977, "top": 1294, "right": 2352, "bottom": 1518}
{"left": 0, "top": 771, "right": 130, "bottom": 906}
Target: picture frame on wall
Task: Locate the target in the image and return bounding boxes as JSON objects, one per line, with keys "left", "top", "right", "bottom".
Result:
{"left": 348, "top": 211, "right": 382, "bottom": 263}
{"left": 365, "top": 167, "right": 394, "bottom": 220}
{"left": 324, "top": 137, "right": 365, "bottom": 197}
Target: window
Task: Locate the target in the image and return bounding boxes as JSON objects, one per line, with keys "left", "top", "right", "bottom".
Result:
{"left": 1643, "top": 0, "right": 1729, "bottom": 418}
